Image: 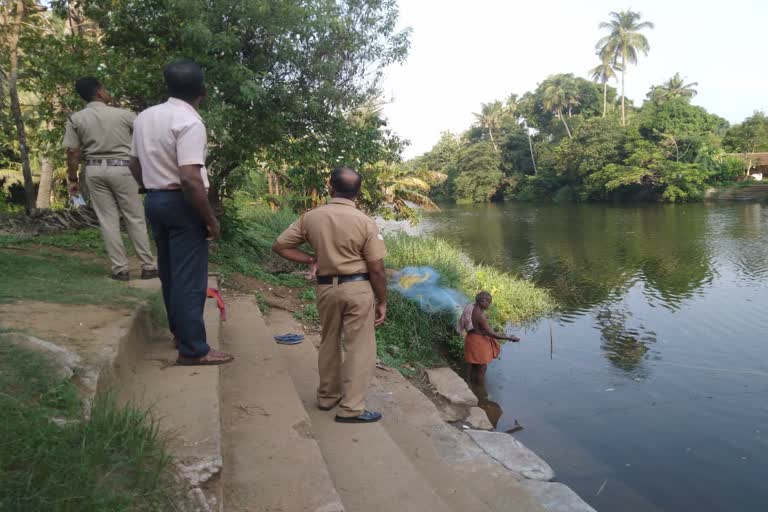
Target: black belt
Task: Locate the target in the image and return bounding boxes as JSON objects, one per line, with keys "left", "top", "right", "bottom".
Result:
{"left": 317, "top": 273, "right": 369, "bottom": 285}
{"left": 85, "top": 159, "right": 130, "bottom": 167}
{"left": 145, "top": 188, "right": 182, "bottom": 193}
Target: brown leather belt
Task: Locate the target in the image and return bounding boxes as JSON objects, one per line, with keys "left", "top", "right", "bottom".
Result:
{"left": 316, "top": 273, "right": 369, "bottom": 285}
{"left": 85, "top": 159, "right": 130, "bottom": 167}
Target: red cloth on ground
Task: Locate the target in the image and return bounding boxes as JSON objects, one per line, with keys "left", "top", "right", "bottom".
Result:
{"left": 464, "top": 332, "right": 500, "bottom": 364}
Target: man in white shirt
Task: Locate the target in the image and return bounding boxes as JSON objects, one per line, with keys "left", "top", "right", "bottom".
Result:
{"left": 129, "top": 60, "right": 233, "bottom": 365}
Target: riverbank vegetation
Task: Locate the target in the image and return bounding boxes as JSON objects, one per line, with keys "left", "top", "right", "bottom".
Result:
{"left": 2, "top": 0, "right": 444, "bottom": 222}
{"left": 211, "top": 198, "right": 553, "bottom": 368}
{"left": 409, "top": 10, "right": 768, "bottom": 204}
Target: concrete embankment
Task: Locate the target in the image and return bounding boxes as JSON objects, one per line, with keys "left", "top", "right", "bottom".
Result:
{"left": 47, "top": 277, "right": 596, "bottom": 511}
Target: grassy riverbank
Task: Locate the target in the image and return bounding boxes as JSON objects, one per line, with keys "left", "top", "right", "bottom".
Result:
{"left": 0, "top": 200, "right": 553, "bottom": 370}
{"left": 214, "top": 201, "right": 554, "bottom": 369}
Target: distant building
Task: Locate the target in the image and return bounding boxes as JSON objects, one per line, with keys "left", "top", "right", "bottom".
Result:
{"left": 729, "top": 152, "right": 768, "bottom": 181}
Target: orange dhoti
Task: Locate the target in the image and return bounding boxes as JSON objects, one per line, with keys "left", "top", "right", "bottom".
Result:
{"left": 464, "top": 332, "right": 500, "bottom": 364}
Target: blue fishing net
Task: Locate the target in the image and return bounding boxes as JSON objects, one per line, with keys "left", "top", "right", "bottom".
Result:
{"left": 390, "top": 266, "right": 468, "bottom": 314}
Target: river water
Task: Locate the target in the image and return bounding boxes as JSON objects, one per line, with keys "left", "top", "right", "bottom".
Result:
{"left": 423, "top": 202, "right": 768, "bottom": 512}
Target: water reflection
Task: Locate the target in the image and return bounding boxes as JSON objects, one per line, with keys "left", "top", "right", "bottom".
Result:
{"left": 594, "top": 305, "right": 656, "bottom": 375}
{"left": 469, "top": 380, "right": 504, "bottom": 428}
{"left": 425, "top": 203, "right": 768, "bottom": 374}
{"left": 425, "top": 202, "right": 768, "bottom": 512}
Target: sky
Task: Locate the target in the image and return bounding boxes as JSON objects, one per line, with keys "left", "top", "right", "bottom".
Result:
{"left": 381, "top": 0, "right": 768, "bottom": 159}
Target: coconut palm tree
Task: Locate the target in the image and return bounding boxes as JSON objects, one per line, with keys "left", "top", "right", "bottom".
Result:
{"left": 541, "top": 75, "right": 579, "bottom": 139}
{"left": 589, "top": 55, "right": 618, "bottom": 117}
{"left": 597, "top": 10, "right": 654, "bottom": 126}
{"left": 650, "top": 72, "right": 698, "bottom": 103}
{"left": 472, "top": 101, "right": 504, "bottom": 152}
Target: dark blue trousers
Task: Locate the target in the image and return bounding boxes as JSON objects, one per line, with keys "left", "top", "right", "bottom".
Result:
{"left": 145, "top": 190, "right": 210, "bottom": 358}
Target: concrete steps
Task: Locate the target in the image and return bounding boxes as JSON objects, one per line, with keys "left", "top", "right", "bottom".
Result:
{"left": 268, "top": 308, "right": 456, "bottom": 512}
{"left": 219, "top": 296, "right": 344, "bottom": 512}
{"left": 118, "top": 286, "right": 590, "bottom": 511}
{"left": 115, "top": 276, "right": 224, "bottom": 511}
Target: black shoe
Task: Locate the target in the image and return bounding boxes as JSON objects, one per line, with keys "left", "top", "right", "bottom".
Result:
{"left": 141, "top": 268, "right": 159, "bottom": 280}
{"left": 111, "top": 271, "right": 130, "bottom": 281}
{"left": 335, "top": 410, "right": 382, "bottom": 423}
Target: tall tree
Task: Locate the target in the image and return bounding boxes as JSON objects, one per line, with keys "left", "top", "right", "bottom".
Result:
{"left": 597, "top": 10, "right": 654, "bottom": 126}
{"left": 453, "top": 142, "right": 503, "bottom": 203}
{"left": 541, "top": 75, "right": 579, "bottom": 139}
{"left": 81, "top": 0, "right": 411, "bottom": 208}
{"left": 648, "top": 72, "right": 698, "bottom": 104}
{"left": 507, "top": 93, "right": 538, "bottom": 174}
{"left": 472, "top": 101, "right": 504, "bottom": 152}
{"left": 589, "top": 55, "right": 618, "bottom": 117}
{"left": 2, "top": 0, "right": 44, "bottom": 213}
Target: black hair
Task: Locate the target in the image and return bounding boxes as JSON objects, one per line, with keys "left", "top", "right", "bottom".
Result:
{"left": 476, "top": 291, "right": 492, "bottom": 302}
{"left": 330, "top": 166, "right": 363, "bottom": 199}
{"left": 164, "top": 59, "right": 205, "bottom": 101}
{"left": 75, "top": 77, "right": 102, "bottom": 102}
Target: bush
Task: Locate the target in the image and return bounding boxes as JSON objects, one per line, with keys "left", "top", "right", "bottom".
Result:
{"left": 381, "top": 235, "right": 553, "bottom": 368}
{"left": 211, "top": 195, "right": 307, "bottom": 286}
{"left": 385, "top": 235, "right": 553, "bottom": 325}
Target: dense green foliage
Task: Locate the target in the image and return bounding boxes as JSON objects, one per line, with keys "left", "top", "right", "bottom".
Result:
{"left": 1, "top": 0, "right": 438, "bottom": 218}
{"left": 411, "top": 11, "right": 763, "bottom": 204}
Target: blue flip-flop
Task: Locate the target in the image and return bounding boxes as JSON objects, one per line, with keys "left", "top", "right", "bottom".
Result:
{"left": 274, "top": 333, "right": 304, "bottom": 345}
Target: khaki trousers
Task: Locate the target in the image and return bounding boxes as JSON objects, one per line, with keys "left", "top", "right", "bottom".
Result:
{"left": 85, "top": 164, "right": 156, "bottom": 274}
{"left": 316, "top": 280, "right": 377, "bottom": 417}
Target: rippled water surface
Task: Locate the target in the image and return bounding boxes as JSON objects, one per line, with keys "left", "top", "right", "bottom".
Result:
{"left": 424, "top": 203, "right": 768, "bottom": 512}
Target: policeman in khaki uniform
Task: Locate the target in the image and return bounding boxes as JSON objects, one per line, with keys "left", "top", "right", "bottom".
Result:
{"left": 64, "top": 77, "right": 157, "bottom": 281}
{"left": 273, "top": 167, "right": 388, "bottom": 423}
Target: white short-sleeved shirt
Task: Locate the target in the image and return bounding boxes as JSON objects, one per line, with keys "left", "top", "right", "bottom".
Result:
{"left": 131, "top": 97, "right": 209, "bottom": 189}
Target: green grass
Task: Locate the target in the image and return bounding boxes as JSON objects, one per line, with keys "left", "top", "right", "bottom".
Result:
{"left": 0, "top": 227, "right": 137, "bottom": 257}
{"left": 293, "top": 303, "right": 320, "bottom": 326}
{"left": 0, "top": 249, "right": 152, "bottom": 306}
{"left": 146, "top": 292, "right": 169, "bottom": 329}
{"left": 298, "top": 287, "right": 317, "bottom": 302}
{"left": 385, "top": 235, "right": 554, "bottom": 325}
{"left": 0, "top": 338, "right": 176, "bottom": 511}
{"left": 376, "top": 293, "right": 455, "bottom": 373}
{"left": 377, "top": 235, "right": 553, "bottom": 369}
{"left": 210, "top": 199, "right": 311, "bottom": 287}
{"left": 254, "top": 291, "right": 270, "bottom": 314}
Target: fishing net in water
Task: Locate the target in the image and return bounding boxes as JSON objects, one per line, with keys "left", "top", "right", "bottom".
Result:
{"left": 390, "top": 266, "right": 468, "bottom": 315}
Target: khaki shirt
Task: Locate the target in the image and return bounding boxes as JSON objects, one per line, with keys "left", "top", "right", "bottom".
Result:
{"left": 63, "top": 102, "right": 135, "bottom": 160}
{"left": 277, "top": 198, "right": 387, "bottom": 276}
{"left": 131, "top": 98, "right": 209, "bottom": 189}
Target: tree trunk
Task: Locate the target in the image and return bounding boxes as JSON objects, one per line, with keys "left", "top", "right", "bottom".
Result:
{"left": 559, "top": 110, "right": 572, "bottom": 139}
{"left": 527, "top": 131, "right": 537, "bottom": 175}
{"left": 488, "top": 127, "right": 498, "bottom": 153}
{"left": 36, "top": 155, "right": 54, "bottom": 209}
{"left": 8, "top": 0, "right": 36, "bottom": 214}
{"left": 310, "top": 187, "right": 318, "bottom": 208}
{"left": 620, "top": 58, "right": 626, "bottom": 126}
{"left": 266, "top": 171, "right": 276, "bottom": 211}
{"left": 602, "top": 81, "right": 608, "bottom": 117}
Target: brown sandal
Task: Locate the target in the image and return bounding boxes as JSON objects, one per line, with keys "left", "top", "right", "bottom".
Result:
{"left": 176, "top": 349, "right": 234, "bottom": 366}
